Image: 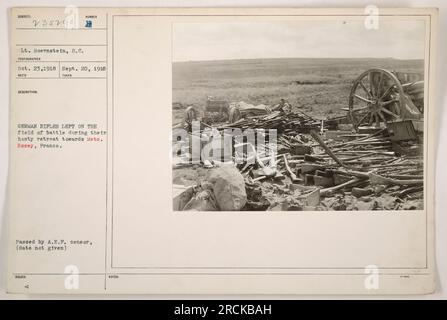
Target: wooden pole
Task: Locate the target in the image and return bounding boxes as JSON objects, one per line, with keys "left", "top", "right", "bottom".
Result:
{"left": 310, "top": 130, "right": 346, "bottom": 167}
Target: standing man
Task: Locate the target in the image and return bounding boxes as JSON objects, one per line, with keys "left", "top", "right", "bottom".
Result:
{"left": 183, "top": 105, "right": 202, "bottom": 163}
{"left": 227, "top": 104, "right": 241, "bottom": 123}
{"left": 184, "top": 105, "right": 197, "bottom": 132}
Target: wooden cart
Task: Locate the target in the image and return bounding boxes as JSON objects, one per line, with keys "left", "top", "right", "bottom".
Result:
{"left": 346, "top": 68, "right": 424, "bottom": 132}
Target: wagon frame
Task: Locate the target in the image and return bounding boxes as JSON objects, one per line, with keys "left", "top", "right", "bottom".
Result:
{"left": 346, "top": 68, "right": 424, "bottom": 132}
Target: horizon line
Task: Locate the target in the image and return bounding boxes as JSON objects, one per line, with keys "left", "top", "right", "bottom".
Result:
{"left": 172, "top": 56, "right": 425, "bottom": 63}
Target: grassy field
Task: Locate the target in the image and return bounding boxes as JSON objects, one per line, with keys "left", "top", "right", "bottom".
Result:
{"left": 172, "top": 58, "right": 424, "bottom": 123}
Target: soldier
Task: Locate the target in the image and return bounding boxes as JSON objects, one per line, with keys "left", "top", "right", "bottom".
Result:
{"left": 227, "top": 104, "right": 241, "bottom": 123}
{"left": 184, "top": 105, "right": 197, "bottom": 132}
{"left": 277, "top": 98, "right": 292, "bottom": 114}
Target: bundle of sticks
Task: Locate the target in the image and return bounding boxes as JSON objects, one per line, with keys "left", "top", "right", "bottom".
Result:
{"left": 219, "top": 110, "right": 323, "bottom": 133}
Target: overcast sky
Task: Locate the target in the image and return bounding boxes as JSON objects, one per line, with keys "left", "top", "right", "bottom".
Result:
{"left": 173, "top": 20, "right": 425, "bottom": 62}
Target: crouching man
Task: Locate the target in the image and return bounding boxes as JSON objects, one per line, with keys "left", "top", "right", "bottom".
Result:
{"left": 273, "top": 98, "right": 292, "bottom": 114}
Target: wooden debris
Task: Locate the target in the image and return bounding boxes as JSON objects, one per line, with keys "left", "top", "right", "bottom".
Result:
{"left": 173, "top": 103, "right": 423, "bottom": 210}
{"left": 369, "top": 172, "right": 423, "bottom": 185}
{"left": 283, "top": 155, "right": 302, "bottom": 183}
{"left": 352, "top": 187, "right": 374, "bottom": 198}
{"left": 309, "top": 129, "right": 346, "bottom": 167}
{"left": 290, "top": 144, "right": 312, "bottom": 155}
{"left": 313, "top": 175, "right": 334, "bottom": 188}
{"left": 304, "top": 174, "right": 315, "bottom": 185}
{"left": 320, "top": 178, "right": 361, "bottom": 197}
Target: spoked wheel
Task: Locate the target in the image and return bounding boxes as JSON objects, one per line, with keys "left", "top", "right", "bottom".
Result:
{"left": 348, "top": 68, "right": 405, "bottom": 132}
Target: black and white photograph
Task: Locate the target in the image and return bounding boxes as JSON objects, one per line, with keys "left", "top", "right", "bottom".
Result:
{"left": 172, "top": 19, "right": 426, "bottom": 211}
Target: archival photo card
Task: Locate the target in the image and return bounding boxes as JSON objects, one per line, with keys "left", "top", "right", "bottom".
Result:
{"left": 7, "top": 7, "right": 437, "bottom": 294}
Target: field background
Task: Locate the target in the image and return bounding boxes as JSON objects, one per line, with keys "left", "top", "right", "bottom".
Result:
{"left": 172, "top": 58, "right": 424, "bottom": 123}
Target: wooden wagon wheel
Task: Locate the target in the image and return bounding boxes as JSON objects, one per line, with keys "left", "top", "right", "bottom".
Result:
{"left": 348, "top": 68, "right": 405, "bottom": 131}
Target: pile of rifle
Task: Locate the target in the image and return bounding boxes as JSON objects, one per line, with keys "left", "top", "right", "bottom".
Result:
{"left": 210, "top": 109, "right": 423, "bottom": 203}
{"left": 219, "top": 110, "right": 323, "bottom": 134}
{"left": 281, "top": 128, "right": 424, "bottom": 199}
{"left": 239, "top": 123, "right": 423, "bottom": 202}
